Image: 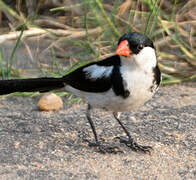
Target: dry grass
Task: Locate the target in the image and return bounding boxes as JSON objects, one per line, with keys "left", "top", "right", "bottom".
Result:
{"left": 0, "top": 0, "right": 195, "bottom": 84}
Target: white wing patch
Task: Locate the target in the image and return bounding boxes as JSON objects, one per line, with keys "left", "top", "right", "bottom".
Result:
{"left": 83, "top": 65, "right": 113, "bottom": 80}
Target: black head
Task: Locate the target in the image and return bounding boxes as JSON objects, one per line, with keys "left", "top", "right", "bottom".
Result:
{"left": 118, "top": 32, "right": 154, "bottom": 55}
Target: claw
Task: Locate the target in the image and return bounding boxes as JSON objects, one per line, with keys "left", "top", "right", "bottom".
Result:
{"left": 118, "top": 137, "right": 153, "bottom": 154}
{"left": 98, "top": 145, "right": 122, "bottom": 154}
{"left": 87, "top": 140, "right": 123, "bottom": 154}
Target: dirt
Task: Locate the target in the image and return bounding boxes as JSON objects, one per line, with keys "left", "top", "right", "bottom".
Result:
{"left": 0, "top": 83, "right": 195, "bottom": 180}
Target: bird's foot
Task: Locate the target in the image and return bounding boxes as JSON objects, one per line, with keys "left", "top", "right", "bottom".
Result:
{"left": 86, "top": 140, "right": 123, "bottom": 154}
{"left": 117, "top": 136, "right": 152, "bottom": 154}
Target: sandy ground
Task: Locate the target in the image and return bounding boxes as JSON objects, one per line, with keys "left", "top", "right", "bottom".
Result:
{"left": 0, "top": 83, "right": 195, "bottom": 180}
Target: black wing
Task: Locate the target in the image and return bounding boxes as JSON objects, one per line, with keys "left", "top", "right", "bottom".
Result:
{"left": 63, "top": 55, "right": 121, "bottom": 93}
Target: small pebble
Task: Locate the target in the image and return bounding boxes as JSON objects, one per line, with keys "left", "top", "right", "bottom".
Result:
{"left": 38, "top": 93, "right": 63, "bottom": 111}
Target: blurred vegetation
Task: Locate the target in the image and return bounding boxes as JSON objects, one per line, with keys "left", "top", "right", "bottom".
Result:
{"left": 0, "top": 0, "right": 195, "bottom": 85}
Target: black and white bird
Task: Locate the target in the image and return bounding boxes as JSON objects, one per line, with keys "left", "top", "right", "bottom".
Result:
{"left": 0, "top": 32, "right": 161, "bottom": 153}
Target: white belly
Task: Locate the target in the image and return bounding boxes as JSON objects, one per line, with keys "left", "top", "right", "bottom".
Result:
{"left": 65, "top": 84, "right": 153, "bottom": 112}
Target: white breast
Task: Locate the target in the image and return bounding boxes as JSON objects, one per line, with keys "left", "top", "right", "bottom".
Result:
{"left": 119, "top": 65, "right": 155, "bottom": 110}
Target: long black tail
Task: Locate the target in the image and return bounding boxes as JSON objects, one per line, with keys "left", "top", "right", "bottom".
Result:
{"left": 0, "top": 77, "right": 65, "bottom": 95}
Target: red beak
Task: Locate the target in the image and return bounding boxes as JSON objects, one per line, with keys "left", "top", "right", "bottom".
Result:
{"left": 116, "top": 40, "right": 131, "bottom": 57}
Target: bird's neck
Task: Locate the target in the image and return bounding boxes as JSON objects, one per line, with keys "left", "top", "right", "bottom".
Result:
{"left": 120, "top": 47, "right": 157, "bottom": 73}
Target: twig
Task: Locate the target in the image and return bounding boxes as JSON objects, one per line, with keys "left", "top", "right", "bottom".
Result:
{"left": 160, "top": 18, "right": 196, "bottom": 62}
{"left": 50, "top": 0, "right": 92, "bottom": 12}
{"left": 34, "top": 17, "right": 74, "bottom": 30}
{"left": 161, "top": 74, "right": 196, "bottom": 85}
{"left": 158, "top": 63, "right": 178, "bottom": 73}
{"left": 0, "top": 27, "right": 103, "bottom": 44}
{"left": 39, "top": 27, "right": 103, "bottom": 56}
{"left": 0, "top": 28, "right": 45, "bottom": 43}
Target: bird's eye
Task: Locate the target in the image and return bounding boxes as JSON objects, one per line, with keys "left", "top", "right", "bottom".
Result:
{"left": 137, "top": 44, "right": 143, "bottom": 50}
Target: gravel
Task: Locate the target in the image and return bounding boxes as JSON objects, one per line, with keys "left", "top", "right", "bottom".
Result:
{"left": 0, "top": 83, "right": 195, "bottom": 180}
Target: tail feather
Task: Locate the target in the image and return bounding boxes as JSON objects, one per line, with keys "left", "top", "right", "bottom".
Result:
{"left": 0, "top": 77, "right": 65, "bottom": 95}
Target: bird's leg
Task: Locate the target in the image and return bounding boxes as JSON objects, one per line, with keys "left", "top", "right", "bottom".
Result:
{"left": 113, "top": 112, "right": 152, "bottom": 154}
{"left": 86, "top": 104, "right": 98, "bottom": 144}
{"left": 86, "top": 104, "right": 122, "bottom": 153}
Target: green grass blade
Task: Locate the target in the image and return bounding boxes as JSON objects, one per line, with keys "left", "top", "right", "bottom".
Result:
{"left": 148, "top": 0, "right": 161, "bottom": 38}
{"left": 111, "top": 0, "right": 121, "bottom": 23}
{"left": 0, "top": 47, "right": 5, "bottom": 79}
{"left": 7, "top": 26, "right": 24, "bottom": 78}
{"left": 171, "top": 0, "right": 178, "bottom": 21}
{"left": 95, "top": 0, "right": 121, "bottom": 37}
{"left": 0, "top": 0, "right": 23, "bottom": 22}
{"left": 144, "top": 0, "right": 160, "bottom": 35}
